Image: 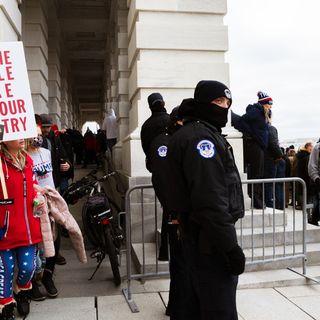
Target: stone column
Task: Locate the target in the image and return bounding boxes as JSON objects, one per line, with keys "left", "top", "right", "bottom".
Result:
{"left": 22, "top": 0, "right": 49, "bottom": 114}
{"left": 66, "top": 86, "right": 73, "bottom": 128}
{"left": 113, "top": 0, "right": 130, "bottom": 170}
{"left": 47, "top": 0, "right": 62, "bottom": 127}
{"left": 60, "top": 74, "right": 69, "bottom": 129}
{"left": 124, "top": 0, "right": 231, "bottom": 177}
{"left": 107, "top": 2, "right": 118, "bottom": 115}
{"left": 0, "top": 0, "right": 21, "bottom": 41}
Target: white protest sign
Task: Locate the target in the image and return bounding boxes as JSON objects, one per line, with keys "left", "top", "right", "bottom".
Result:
{"left": 0, "top": 41, "right": 37, "bottom": 141}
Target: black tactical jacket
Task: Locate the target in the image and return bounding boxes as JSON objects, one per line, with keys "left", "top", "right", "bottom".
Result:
{"left": 140, "top": 110, "right": 170, "bottom": 172}
{"left": 167, "top": 119, "right": 244, "bottom": 253}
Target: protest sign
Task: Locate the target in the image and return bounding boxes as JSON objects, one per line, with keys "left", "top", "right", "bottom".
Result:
{"left": 0, "top": 42, "right": 37, "bottom": 141}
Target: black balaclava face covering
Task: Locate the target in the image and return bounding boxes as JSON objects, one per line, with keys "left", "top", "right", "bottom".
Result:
{"left": 151, "top": 102, "right": 166, "bottom": 113}
{"left": 195, "top": 102, "right": 229, "bottom": 129}
{"left": 193, "top": 80, "right": 232, "bottom": 129}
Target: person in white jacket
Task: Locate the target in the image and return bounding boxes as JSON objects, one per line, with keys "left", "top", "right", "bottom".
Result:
{"left": 26, "top": 125, "right": 58, "bottom": 300}
{"left": 101, "top": 108, "right": 117, "bottom": 151}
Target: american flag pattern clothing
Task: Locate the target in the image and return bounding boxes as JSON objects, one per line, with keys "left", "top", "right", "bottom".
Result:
{"left": 0, "top": 245, "right": 37, "bottom": 305}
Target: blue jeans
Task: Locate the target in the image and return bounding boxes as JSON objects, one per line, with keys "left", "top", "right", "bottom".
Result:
{"left": 59, "top": 177, "right": 69, "bottom": 196}
{"left": 275, "top": 159, "right": 286, "bottom": 209}
{"left": 264, "top": 159, "right": 286, "bottom": 209}
{"left": 35, "top": 247, "right": 45, "bottom": 275}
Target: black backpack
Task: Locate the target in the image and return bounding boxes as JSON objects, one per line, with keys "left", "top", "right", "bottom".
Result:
{"left": 85, "top": 193, "right": 112, "bottom": 223}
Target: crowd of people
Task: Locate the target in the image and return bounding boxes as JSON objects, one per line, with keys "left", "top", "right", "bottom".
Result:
{"left": 1, "top": 79, "right": 320, "bottom": 319}
{"left": 231, "top": 92, "right": 319, "bottom": 213}
{"left": 0, "top": 104, "right": 120, "bottom": 319}
{"left": 0, "top": 110, "right": 120, "bottom": 319}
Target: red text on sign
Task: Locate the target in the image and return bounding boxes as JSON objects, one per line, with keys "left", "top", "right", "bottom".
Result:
{"left": 0, "top": 51, "right": 12, "bottom": 65}
{"left": 1, "top": 117, "right": 27, "bottom": 133}
{"left": 0, "top": 99, "right": 26, "bottom": 116}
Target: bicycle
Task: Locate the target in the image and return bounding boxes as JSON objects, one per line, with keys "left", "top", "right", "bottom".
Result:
{"left": 63, "top": 170, "right": 124, "bottom": 286}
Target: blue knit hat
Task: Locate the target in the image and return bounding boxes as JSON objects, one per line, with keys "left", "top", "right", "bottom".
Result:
{"left": 257, "top": 91, "right": 273, "bottom": 105}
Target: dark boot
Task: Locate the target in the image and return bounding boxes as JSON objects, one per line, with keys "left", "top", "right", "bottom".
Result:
{"left": 55, "top": 253, "right": 66, "bottom": 265}
{"left": 29, "top": 277, "right": 47, "bottom": 301}
{"left": 14, "top": 290, "right": 30, "bottom": 316}
{"left": 0, "top": 302, "right": 15, "bottom": 320}
{"left": 42, "top": 269, "right": 58, "bottom": 298}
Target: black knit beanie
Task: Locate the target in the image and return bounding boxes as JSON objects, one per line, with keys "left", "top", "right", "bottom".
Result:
{"left": 148, "top": 93, "right": 164, "bottom": 109}
{"left": 194, "top": 80, "right": 232, "bottom": 106}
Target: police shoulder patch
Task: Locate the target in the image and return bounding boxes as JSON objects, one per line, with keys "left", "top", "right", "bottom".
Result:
{"left": 157, "top": 145, "right": 168, "bottom": 157}
{"left": 196, "top": 140, "right": 215, "bottom": 159}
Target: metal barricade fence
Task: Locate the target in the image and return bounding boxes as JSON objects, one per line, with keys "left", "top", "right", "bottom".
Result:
{"left": 122, "top": 177, "right": 311, "bottom": 313}
{"left": 122, "top": 184, "right": 168, "bottom": 312}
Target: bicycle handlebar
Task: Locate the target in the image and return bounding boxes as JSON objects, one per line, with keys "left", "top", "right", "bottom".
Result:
{"left": 68, "top": 172, "right": 116, "bottom": 196}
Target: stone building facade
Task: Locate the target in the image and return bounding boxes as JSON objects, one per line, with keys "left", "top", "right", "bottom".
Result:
{"left": 0, "top": 0, "right": 243, "bottom": 181}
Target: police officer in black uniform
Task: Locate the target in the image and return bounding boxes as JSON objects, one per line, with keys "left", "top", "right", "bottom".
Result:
{"left": 140, "top": 92, "right": 171, "bottom": 261}
{"left": 140, "top": 92, "right": 170, "bottom": 172}
{"left": 148, "top": 107, "right": 185, "bottom": 319}
{"left": 167, "top": 80, "right": 246, "bottom": 320}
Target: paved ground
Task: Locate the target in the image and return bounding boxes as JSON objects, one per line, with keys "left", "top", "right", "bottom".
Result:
{"left": 24, "top": 276, "right": 320, "bottom": 319}
{"left": 15, "top": 165, "right": 320, "bottom": 319}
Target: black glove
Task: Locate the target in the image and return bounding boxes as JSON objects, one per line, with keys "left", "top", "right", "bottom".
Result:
{"left": 226, "top": 245, "right": 246, "bottom": 275}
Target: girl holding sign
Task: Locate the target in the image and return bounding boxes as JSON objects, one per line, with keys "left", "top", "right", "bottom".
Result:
{"left": 0, "top": 139, "right": 42, "bottom": 319}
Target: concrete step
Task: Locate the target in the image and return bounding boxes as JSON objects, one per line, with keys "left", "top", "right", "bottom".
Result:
{"left": 236, "top": 207, "right": 287, "bottom": 228}
{"left": 156, "top": 222, "right": 320, "bottom": 251}
{"left": 244, "top": 242, "right": 320, "bottom": 272}
{"left": 237, "top": 214, "right": 320, "bottom": 249}
{"left": 132, "top": 243, "right": 169, "bottom": 274}
{"left": 131, "top": 240, "right": 320, "bottom": 274}
{"left": 127, "top": 265, "right": 320, "bottom": 293}
{"left": 132, "top": 208, "right": 318, "bottom": 273}
{"left": 239, "top": 265, "right": 320, "bottom": 289}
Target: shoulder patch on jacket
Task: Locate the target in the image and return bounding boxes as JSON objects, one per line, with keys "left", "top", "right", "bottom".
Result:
{"left": 196, "top": 140, "right": 215, "bottom": 159}
{"left": 157, "top": 145, "right": 167, "bottom": 157}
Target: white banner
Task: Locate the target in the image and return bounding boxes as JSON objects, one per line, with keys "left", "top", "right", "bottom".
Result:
{"left": 0, "top": 41, "right": 37, "bottom": 141}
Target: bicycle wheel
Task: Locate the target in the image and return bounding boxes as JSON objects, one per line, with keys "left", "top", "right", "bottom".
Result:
{"left": 104, "top": 226, "right": 121, "bottom": 286}
{"left": 82, "top": 201, "right": 101, "bottom": 247}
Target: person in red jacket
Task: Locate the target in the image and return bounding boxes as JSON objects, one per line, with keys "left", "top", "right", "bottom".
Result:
{"left": 0, "top": 139, "right": 42, "bottom": 319}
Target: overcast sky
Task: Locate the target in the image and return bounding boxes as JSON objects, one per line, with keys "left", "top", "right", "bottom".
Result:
{"left": 225, "top": 0, "right": 320, "bottom": 143}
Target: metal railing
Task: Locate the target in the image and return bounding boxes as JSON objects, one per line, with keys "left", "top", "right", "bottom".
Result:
{"left": 122, "top": 184, "right": 169, "bottom": 312}
{"left": 240, "top": 177, "right": 307, "bottom": 273}
{"left": 122, "top": 177, "right": 311, "bottom": 313}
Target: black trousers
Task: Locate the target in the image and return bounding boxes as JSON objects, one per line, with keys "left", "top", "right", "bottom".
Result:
{"left": 167, "top": 225, "right": 186, "bottom": 320}
{"left": 45, "top": 225, "right": 61, "bottom": 272}
{"left": 180, "top": 238, "right": 238, "bottom": 320}
{"left": 151, "top": 176, "right": 187, "bottom": 319}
